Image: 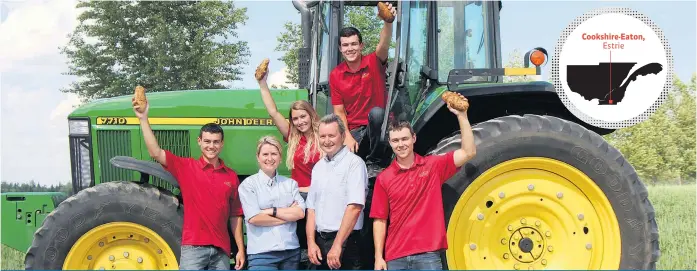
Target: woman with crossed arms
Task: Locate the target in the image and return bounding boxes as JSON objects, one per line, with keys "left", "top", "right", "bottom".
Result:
{"left": 238, "top": 136, "right": 307, "bottom": 270}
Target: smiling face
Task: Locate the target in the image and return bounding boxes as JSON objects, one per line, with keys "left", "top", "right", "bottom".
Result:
{"left": 197, "top": 132, "right": 224, "bottom": 160}
{"left": 257, "top": 143, "right": 281, "bottom": 173}
{"left": 291, "top": 109, "right": 312, "bottom": 134}
{"left": 319, "top": 122, "right": 344, "bottom": 156}
{"left": 388, "top": 127, "right": 416, "bottom": 160}
{"left": 339, "top": 34, "right": 364, "bottom": 64}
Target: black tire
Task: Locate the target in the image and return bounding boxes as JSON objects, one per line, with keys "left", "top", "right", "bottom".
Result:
{"left": 24, "top": 181, "right": 183, "bottom": 270}
{"left": 428, "top": 114, "right": 659, "bottom": 270}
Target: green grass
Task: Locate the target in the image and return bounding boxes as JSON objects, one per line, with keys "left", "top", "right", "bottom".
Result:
{"left": 649, "top": 184, "right": 696, "bottom": 270}
{"left": 2, "top": 184, "right": 695, "bottom": 269}
{"left": 1, "top": 245, "right": 25, "bottom": 270}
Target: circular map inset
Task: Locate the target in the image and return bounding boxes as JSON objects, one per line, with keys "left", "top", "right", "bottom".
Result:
{"left": 551, "top": 7, "right": 673, "bottom": 129}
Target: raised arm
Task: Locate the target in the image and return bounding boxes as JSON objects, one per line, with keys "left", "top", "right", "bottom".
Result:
{"left": 133, "top": 99, "right": 167, "bottom": 166}
{"left": 375, "top": 2, "right": 396, "bottom": 62}
{"left": 446, "top": 100, "right": 476, "bottom": 167}
{"left": 257, "top": 71, "right": 291, "bottom": 139}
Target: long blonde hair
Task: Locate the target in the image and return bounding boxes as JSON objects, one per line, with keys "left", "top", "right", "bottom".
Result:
{"left": 286, "top": 100, "right": 323, "bottom": 170}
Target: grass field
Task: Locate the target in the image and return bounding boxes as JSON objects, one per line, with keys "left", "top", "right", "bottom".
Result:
{"left": 2, "top": 184, "right": 695, "bottom": 270}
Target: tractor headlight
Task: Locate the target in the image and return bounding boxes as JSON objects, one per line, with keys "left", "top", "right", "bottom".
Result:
{"left": 69, "top": 120, "right": 89, "bottom": 135}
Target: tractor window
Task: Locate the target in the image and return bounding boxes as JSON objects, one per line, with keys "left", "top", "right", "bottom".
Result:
{"left": 318, "top": 2, "right": 332, "bottom": 84}
{"left": 436, "top": 1, "right": 492, "bottom": 82}
{"left": 402, "top": 0, "right": 429, "bottom": 104}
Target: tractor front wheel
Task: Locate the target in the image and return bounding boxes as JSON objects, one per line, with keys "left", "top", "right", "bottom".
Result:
{"left": 428, "top": 114, "right": 659, "bottom": 270}
{"left": 24, "top": 181, "right": 183, "bottom": 270}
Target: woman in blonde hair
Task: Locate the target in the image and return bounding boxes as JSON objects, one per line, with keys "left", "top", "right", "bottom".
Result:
{"left": 256, "top": 63, "right": 323, "bottom": 193}
{"left": 256, "top": 62, "right": 323, "bottom": 268}
{"left": 238, "top": 135, "right": 306, "bottom": 270}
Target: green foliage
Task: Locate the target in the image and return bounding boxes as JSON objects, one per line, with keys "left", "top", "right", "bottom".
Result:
{"left": 60, "top": 0, "right": 251, "bottom": 102}
{"left": 274, "top": 5, "right": 393, "bottom": 86}
{"left": 1, "top": 181, "right": 72, "bottom": 195}
{"left": 604, "top": 74, "right": 696, "bottom": 184}
{"left": 274, "top": 21, "right": 303, "bottom": 87}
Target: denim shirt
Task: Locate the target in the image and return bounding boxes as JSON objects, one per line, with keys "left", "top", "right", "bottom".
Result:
{"left": 238, "top": 170, "right": 306, "bottom": 254}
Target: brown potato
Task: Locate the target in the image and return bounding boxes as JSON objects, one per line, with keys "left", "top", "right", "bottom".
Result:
{"left": 255, "top": 58, "right": 270, "bottom": 81}
{"left": 377, "top": 2, "right": 395, "bottom": 23}
{"left": 441, "top": 91, "right": 469, "bottom": 111}
{"left": 134, "top": 85, "right": 147, "bottom": 113}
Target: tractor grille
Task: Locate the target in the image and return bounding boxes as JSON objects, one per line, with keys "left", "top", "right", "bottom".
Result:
{"left": 69, "top": 136, "right": 93, "bottom": 193}
{"left": 97, "top": 130, "right": 132, "bottom": 183}
{"left": 151, "top": 130, "right": 190, "bottom": 194}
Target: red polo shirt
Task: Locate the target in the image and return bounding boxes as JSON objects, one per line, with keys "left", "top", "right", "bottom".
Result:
{"left": 329, "top": 52, "right": 387, "bottom": 131}
{"left": 162, "top": 150, "right": 244, "bottom": 256}
{"left": 283, "top": 133, "right": 321, "bottom": 188}
{"left": 370, "top": 151, "right": 460, "bottom": 262}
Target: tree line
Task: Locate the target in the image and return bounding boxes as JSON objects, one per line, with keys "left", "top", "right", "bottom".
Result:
{"left": 39, "top": 1, "right": 691, "bottom": 188}
{"left": 1, "top": 181, "right": 73, "bottom": 195}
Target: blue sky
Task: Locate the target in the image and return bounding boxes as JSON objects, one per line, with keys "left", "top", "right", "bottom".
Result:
{"left": 1, "top": 0, "right": 695, "bottom": 185}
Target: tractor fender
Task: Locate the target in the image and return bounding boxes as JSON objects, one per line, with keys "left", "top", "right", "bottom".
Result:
{"left": 412, "top": 81, "right": 556, "bottom": 135}
{"left": 109, "top": 156, "right": 179, "bottom": 189}
{"left": 411, "top": 81, "right": 615, "bottom": 154}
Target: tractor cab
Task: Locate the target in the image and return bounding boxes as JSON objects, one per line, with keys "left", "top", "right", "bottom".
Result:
{"left": 293, "top": 0, "right": 547, "bottom": 145}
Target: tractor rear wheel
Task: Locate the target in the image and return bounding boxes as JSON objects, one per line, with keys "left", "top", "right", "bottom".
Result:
{"left": 24, "top": 181, "right": 183, "bottom": 270}
{"left": 428, "top": 114, "right": 659, "bottom": 270}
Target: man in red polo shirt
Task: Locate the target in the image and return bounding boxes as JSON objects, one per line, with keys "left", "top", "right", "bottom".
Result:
{"left": 369, "top": 97, "right": 477, "bottom": 270}
{"left": 329, "top": 2, "right": 396, "bottom": 173}
{"left": 133, "top": 99, "right": 246, "bottom": 270}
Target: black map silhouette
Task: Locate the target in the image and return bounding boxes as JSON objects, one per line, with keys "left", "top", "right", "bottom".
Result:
{"left": 567, "top": 62, "right": 663, "bottom": 105}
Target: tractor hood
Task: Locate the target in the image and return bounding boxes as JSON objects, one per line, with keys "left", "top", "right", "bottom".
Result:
{"left": 68, "top": 88, "right": 307, "bottom": 119}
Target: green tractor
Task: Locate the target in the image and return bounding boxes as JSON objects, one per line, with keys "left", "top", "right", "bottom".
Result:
{"left": 3, "top": 0, "right": 659, "bottom": 270}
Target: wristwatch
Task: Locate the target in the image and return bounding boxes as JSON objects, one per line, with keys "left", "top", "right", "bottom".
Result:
{"left": 272, "top": 207, "right": 277, "bottom": 217}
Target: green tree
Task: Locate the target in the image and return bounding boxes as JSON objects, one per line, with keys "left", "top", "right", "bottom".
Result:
{"left": 604, "top": 73, "right": 696, "bottom": 184}
{"left": 274, "top": 5, "right": 394, "bottom": 86}
{"left": 61, "top": 0, "right": 251, "bottom": 102}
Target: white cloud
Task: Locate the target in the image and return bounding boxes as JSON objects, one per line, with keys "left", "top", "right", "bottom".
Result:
{"left": 0, "top": 0, "right": 80, "bottom": 186}
{"left": 1, "top": 85, "right": 76, "bottom": 186}
{"left": 267, "top": 66, "right": 298, "bottom": 89}
{"left": 0, "top": 0, "right": 78, "bottom": 72}
{"left": 49, "top": 93, "right": 81, "bottom": 121}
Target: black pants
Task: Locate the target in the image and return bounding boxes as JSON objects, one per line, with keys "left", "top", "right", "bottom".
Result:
{"left": 312, "top": 230, "right": 363, "bottom": 270}
{"left": 350, "top": 107, "right": 385, "bottom": 165}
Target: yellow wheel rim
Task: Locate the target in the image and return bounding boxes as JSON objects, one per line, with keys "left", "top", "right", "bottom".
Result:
{"left": 63, "top": 222, "right": 178, "bottom": 270}
{"left": 446, "top": 157, "right": 621, "bottom": 270}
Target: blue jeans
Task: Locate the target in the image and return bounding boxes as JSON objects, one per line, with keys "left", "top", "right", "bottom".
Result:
{"left": 248, "top": 248, "right": 301, "bottom": 270}
{"left": 179, "top": 245, "right": 230, "bottom": 270}
{"left": 387, "top": 251, "right": 443, "bottom": 270}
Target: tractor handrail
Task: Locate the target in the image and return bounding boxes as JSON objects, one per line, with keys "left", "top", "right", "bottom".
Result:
{"left": 380, "top": 0, "right": 403, "bottom": 141}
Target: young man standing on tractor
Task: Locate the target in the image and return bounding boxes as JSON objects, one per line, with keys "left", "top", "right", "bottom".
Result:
{"left": 305, "top": 114, "right": 369, "bottom": 270}
{"left": 329, "top": 2, "right": 396, "bottom": 174}
{"left": 369, "top": 93, "right": 477, "bottom": 270}
{"left": 132, "top": 99, "right": 246, "bottom": 270}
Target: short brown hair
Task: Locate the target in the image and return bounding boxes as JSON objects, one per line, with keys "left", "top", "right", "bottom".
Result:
{"left": 388, "top": 120, "right": 415, "bottom": 137}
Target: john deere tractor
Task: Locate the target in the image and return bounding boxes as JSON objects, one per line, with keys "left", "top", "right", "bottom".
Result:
{"left": 4, "top": 0, "right": 658, "bottom": 270}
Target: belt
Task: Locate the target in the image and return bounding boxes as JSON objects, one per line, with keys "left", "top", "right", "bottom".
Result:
{"left": 316, "top": 230, "right": 360, "bottom": 240}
